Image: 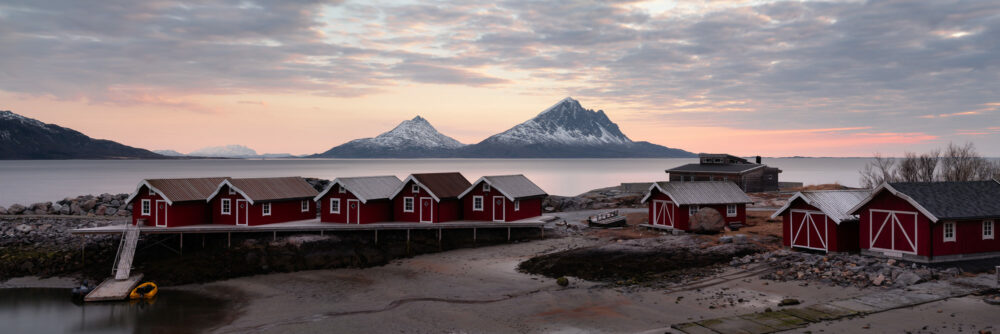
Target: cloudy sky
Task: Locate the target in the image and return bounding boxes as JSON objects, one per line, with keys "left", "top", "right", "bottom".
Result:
{"left": 1, "top": 0, "right": 998, "bottom": 156}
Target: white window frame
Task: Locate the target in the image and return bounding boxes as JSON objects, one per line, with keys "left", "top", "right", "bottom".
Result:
{"left": 726, "top": 204, "right": 737, "bottom": 217}
{"left": 483, "top": 183, "right": 491, "bottom": 192}
{"left": 943, "top": 222, "right": 955, "bottom": 242}
{"left": 141, "top": 199, "right": 151, "bottom": 216}
{"left": 403, "top": 197, "right": 414, "bottom": 212}
{"left": 301, "top": 200, "right": 309, "bottom": 212}
{"left": 689, "top": 205, "right": 699, "bottom": 216}
{"left": 411, "top": 184, "right": 419, "bottom": 193}
{"left": 473, "top": 196, "right": 484, "bottom": 211}
{"left": 514, "top": 200, "right": 520, "bottom": 211}
{"left": 262, "top": 203, "right": 271, "bottom": 216}
{"left": 984, "top": 220, "right": 994, "bottom": 240}
{"left": 330, "top": 198, "right": 340, "bottom": 214}
{"left": 338, "top": 186, "right": 346, "bottom": 194}
{"left": 148, "top": 188, "right": 155, "bottom": 196}
{"left": 221, "top": 198, "right": 231, "bottom": 215}
{"left": 228, "top": 187, "right": 235, "bottom": 195}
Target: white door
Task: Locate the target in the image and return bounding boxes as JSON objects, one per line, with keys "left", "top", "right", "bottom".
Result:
{"left": 492, "top": 196, "right": 505, "bottom": 222}
{"left": 790, "top": 210, "right": 828, "bottom": 252}
{"left": 652, "top": 200, "right": 673, "bottom": 227}
{"left": 155, "top": 200, "right": 167, "bottom": 227}
{"left": 347, "top": 199, "right": 360, "bottom": 224}
{"left": 236, "top": 199, "right": 249, "bottom": 226}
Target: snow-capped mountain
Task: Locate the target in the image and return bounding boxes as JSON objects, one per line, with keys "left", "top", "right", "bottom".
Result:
{"left": 0, "top": 110, "right": 164, "bottom": 159}
{"left": 311, "top": 116, "right": 466, "bottom": 158}
{"left": 153, "top": 149, "right": 186, "bottom": 157}
{"left": 188, "top": 145, "right": 259, "bottom": 158}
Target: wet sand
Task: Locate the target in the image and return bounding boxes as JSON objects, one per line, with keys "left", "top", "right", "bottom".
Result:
{"left": 183, "top": 235, "right": 881, "bottom": 333}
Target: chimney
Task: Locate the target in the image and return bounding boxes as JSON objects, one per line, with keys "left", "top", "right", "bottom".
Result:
{"left": 755, "top": 156, "right": 762, "bottom": 164}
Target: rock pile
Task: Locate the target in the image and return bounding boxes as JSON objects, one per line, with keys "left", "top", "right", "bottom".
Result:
{"left": 0, "top": 193, "right": 133, "bottom": 217}
{"left": 544, "top": 185, "right": 644, "bottom": 212}
{"left": 731, "top": 250, "right": 961, "bottom": 289}
{"left": 0, "top": 217, "right": 119, "bottom": 248}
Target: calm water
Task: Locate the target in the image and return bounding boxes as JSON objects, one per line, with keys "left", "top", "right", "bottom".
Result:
{"left": 0, "top": 288, "right": 235, "bottom": 334}
{"left": 0, "top": 158, "right": 873, "bottom": 206}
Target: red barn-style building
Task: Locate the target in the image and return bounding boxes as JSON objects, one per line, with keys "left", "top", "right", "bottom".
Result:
{"left": 849, "top": 181, "right": 1000, "bottom": 263}
{"left": 314, "top": 176, "right": 402, "bottom": 224}
{"left": 772, "top": 190, "right": 870, "bottom": 253}
{"left": 641, "top": 181, "right": 752, "bottom": 231}
{"left": 125, "top": 177, "right": 229, "bottom": 227}
{"left": 459, "top": 175, "right": 547, "bottom": 222}
{"left": 390, "top": 173, "right": 471, "bottom": 223}
{"left": 206, "top": 177, "right": 319, "bottom": 226}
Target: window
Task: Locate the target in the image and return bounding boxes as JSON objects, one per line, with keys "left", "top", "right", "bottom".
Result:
{"left": 473, "top": 196, "right": 483, "bottom": 211}
{"left": 222, "top": 199, "right": 231, "bottom": 215}
{"left": 403, "top": 197, "right": 414, "bottom": 212}
{"left": 262, "top": 203, "right": 271, "bottom": 216}
{"left": 984, "top": 220, "right": 994, "bottom": 240}
{"left": 330, "top": 198, "right": 340, "bottom": 214}
{"left": 714, "top": 158, "right": 722, "bottom": 163}
{"left": 727, "top": 204, "right": 737, "bottom": 217}
{"left": 411, "top": 184, "right": 419, "bottom": 193}
{"left": 483, "top": 183, "right": 491, "bottom": 192}
{"left": 228, "top": 187, "right": 235, "bottom": 195}
{"left": 689, "top": 205, "right": 699, "bottom": 216}
{"left": 301, "top": 200, "right": 309, "bottom": 212}
{"left": 148, "top": 187, "right": 155, "bottom": 196}
{"left": 338, "top": 186, "right": 346, "bottom": 194}
{"left": 514, "top": 200, "right": 520, "bottom": 211}
{"left": 943, "top": 222, "right": 955, "bottom": 242}
{"left": 141, "top": 199, "right": 151, "bottom": 216}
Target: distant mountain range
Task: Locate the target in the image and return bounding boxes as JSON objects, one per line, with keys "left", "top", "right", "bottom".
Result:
{"left": 311, "top": 97, "right": 694, "bottom": 158}
{"left": 0, "top": 110, "right": 164, "bottom": 159}
{"left": 155, "top": 145, "right": 295, "bottom": 158}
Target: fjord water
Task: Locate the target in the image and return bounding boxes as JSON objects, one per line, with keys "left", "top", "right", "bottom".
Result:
{"left": 0, "top": 288, "right": 235, "bottom": 333}
{"left": 0, "top": 158, "right": 873, "bottom": 206}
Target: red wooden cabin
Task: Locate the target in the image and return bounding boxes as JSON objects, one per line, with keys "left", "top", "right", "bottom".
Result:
{"left": 849, "top": 180, "right": 1000, "bottom": 263}
{"left": 206, "top": 177, "right": 318, "bottom": 226}
{"left": 459, "top": 175, "right": 547, "bottom": 222}
{"left": 641, "top": 181, "right": 751, "bottom": 231}
{"left": 771, "top": 190, "right": 869, "bottom": 253}
{"left": 125, "top": 177, "right": 229, "bottom": 227}
{"left": 390, "top": 172, "right": 471, "bottom": 223}
{"left": 314, "top": 176, "right": 402, "bottom": 224}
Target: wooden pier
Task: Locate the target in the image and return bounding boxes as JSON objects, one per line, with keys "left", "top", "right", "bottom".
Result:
{"left": 84, "top": 274, "right": 143, "bottom": 302}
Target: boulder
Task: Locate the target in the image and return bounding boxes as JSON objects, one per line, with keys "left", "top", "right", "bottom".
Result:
{"left": 894, "top": 271, "right": 922, "bottom": 286}
{"left": 81, "top": 198, "right": 98, "bottom": 212}
{"left": 70, "top": 202, "right": 83, "bottom": 215}
{"left": 0, "top": 206, "right": 6, "bottom": 215}
{"left": 106, "top": 208, "right": 118, "bottom": 215}
{"left": 689, "top": 207, "right": 725, "bottom": 234}
{"left": 95, "top": 205, "right": 107, "bottom": 216}
{"left": 7, "top": 204, "right": 26, "bottom": 215}
{"left": 51, "top": 203, "right": 62, "bottom": 213}
{"left": 30, "top": 202, "right": 51, "bottom": 213}
{"left": 59, "top": 204, "right": 71, "bottom": 215}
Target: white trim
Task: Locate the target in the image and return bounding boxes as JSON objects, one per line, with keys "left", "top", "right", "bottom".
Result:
{"left": 457, "top": 176, "right": 543, "bottom": 202}
{"left": 492, "top": 196, "right": 505, "bottom": 222}
{"left": 848, "top": 183, "right": 940, "bottom": 223}
{"left": 347, "top": 199, "right": 360, "bottom": 224}
{"left": 314, "top": 176, "right": 402, "bottom": 203}
{"left": 688, "top": 205, "right": 699, "bottom": 216}
{"left": 790, "top": 209, "right": 828, "bottom": 251}
{"left": 389, "top": 176, "right": 442, "bottom": 202}
{"left": 514, "top": 200, "right": 520, "bottom": 211}
{"left": 236, "top": 199, "right": 248, "bottom": 226}
{"left": 868, "top": 209, "right": 919, "bottom": 255}
{"left": 943, "top": 221, "right": 956, "bottom": 242}
{"left": 412, "top": 184, "right": 420, "bottom": 193}
{"left": 403, "top": 197, "right": 414, "bottom": 213}
{"left": 141, "top": 199, "right": 151, "bottom": 216}
{"left": 154, "top": 200, "right": 167, "bottom": 227}
{"left": 148, "top": 188, "right": 155, "bottom": 196}
{"left": 726, "top": 204, "right": 737, "bottom": 217}
{"left": 262, "top": 203, "right": 271, "bottom": 216}
{"left": 330, "top": 198, "right": 341, "bottom": 214}
{"left": 419, "top": 197, "right": 433, "bottom": 223}
{"left": 126, "top": 180, "right": 176, "bottom": 205}
{"left": 483, "top": 183, "right": 491, "bottom": 192}
{"left": 652, "top": 200, "right": 675, "bottom": 227}
{"left": 473, "top": 196, "right": 484, "bottom": 211}
{"left": 207, "top": 179, "right": 255, "bottom": 205}
{"left": 301, "top": 200, "right": 310, "bottom": 212}
{"left": 339, "top": 187, "right": 346, "bottom": 194}
{"left": 984, "top": 220, "right": 994, "bottom": 240}
{"left": 228, "top": 188, "right": 235, "bottom": 195}
{"left": 221, "top": 198, "right": 231, "bottom": 215}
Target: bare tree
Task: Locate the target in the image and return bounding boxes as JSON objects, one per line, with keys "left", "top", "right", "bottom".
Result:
{"left": 860, "top": 153, "right": 897, "bottom": 188}
{"left": 915, "top": 149, "right": 940, "bottom": 182}
{"left": 940, "top": 142, "right": 989, "bottom": 181}
{"left": 860, "top": 142, "right": 995, "bottom": 188}
{"left": 897, "top": 152, "right": 921, "bottom": 182}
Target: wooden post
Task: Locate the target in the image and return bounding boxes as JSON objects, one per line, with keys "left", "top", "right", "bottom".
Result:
{"left": 508, "top": 227, "right": 511, "bottom": 241}
{"left": 406, "top": 229, "right": 411, "bottom": 255}
{"left": 180, "top": 232, "right": 184, "bottom": 254}
{"left": 374, "top": 230, "right": 378, "bottom": 245}
{"left": 227, "top": 232, "right": 231, "bottom": 248}
{"left": 81, "top": 238, "right": 86, "bottom": 266}
{"left": 320, "top": 230, "right": 324, "bottom": 236}
{"left": 540, "top": 227, "right": 544, "bottom": 238}
{"left": 438, "top": 229, "right": 442, "bottom": 251}
{"left": 473, "top": 228, "right": 477, "bottom": 244}
{"left": 202, "top": 235, "right": 205, "bottom": 248}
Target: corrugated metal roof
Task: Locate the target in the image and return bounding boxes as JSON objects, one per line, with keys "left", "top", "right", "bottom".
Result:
{"left": 412, "top": 172, "right": 471, "bottom": 199}
{"left": 460, "top": 175, "right": 547, "bottom": 200}
{"left": 227, "top": 177, "right": 318, "bottom": 202}
{"left": 888, "top": 181, "right": 1000, "bottom": 220}
{"left": 666, "top": 163, "right": 765, "bottom": 174}
{"left": 643, "top": 181, "right": 752, "bottom": 205}
{"left": 316, "top": 176, "right": 402, "bottom": 203}
{"left": 127, "top": 177, "right": 229, "bottom": 204}
{"left": 772, "top": 190, "right": 870, "bottom": 223}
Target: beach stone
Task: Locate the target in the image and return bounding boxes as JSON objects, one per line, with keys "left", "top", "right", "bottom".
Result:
{"left": 15, "top": 224, "right": 33, "bottom": 233}
{"left": 50, "top": 203, "right": 62, "bottom": 213}
{"left": 81, "top": 198, "right": 98, "bottom": 212}
{"left": 7, "top": 204, "right": 26, "bottom": 215}
{"left": 872, "top": 273, "right": 886, "bottom": 286}
{"left": 895, "top": 271, "right": 922, "bottom": 287}
{"left": 59, "top": 204, "right": 71, "bottom": 215}
{"left": 106, "top": 208, "right": 117, "bottom": 215}
{"left": 689, "top": 207, "right": 725, "bottom": 234}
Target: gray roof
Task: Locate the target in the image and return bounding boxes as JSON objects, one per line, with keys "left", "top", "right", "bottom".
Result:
{"left": 886, "top": 181, "right": 1000, "bottom": 220}
{"left": 315, "top": 176, "right": 402, "bottom": 203}
{"left": 771, "top": 190, "right": 870, "bottom": 223}
{"left": 642, "top": 181, "right": 752, "bottom": 205}
{"left": 209, "top": 177, "right": 318, "bottom": 204}
{"left": 459, "top": 175, "right": 547, "bottom": 201}
{"left": 666, "top": 163, "right": 765, "bottom": 174}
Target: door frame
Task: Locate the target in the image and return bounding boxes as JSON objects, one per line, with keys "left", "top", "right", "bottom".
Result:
{"left": 419, "top": 197, "right": 434, "bottom": 223}
{"left": 347, "top": 199, "right": 360, "bottom": 224}
{"left": 155, "top": 200, "right": 167, "bottom": 227}
{"left": 868, "top": 209, "right": 918, "bottom": 255}
{"left": 652, "top": 200, "right": 674, "bottom": 227}
{"left": 790, "top": 209, "right": 827, "bottom": 252}
{"left": 236, "top": 199, "right": 249, "bottom": 226}
{"left": 492, "top": 196, "right": 506, "bottom": 222}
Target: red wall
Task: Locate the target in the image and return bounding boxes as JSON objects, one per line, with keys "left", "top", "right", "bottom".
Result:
{"left": 317, "top": 184, "right": 393, "bottom": 224}
{"left": 392, "top": 180, "right": 462, "bottom": 223}
{"left": 209, "top": 184, "right": 315, "bottom": 226}
{"left": 130, "top": 185, "right": 212, "bottom": 227}
{"left": 858, "top": 190, "right": 933, "bottom": 257}
{"left": 460, "top": 182, "right": 543, "bottom": 222}
{"left": 646, "top": 190, "right": 746, "bottom": 231}
{"left": 779, "top": 200, "right": 859, "bottom": 253}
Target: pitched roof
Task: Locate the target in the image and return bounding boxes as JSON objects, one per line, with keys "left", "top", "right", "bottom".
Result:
{"left": 666, "top": 163, "right": 765, "bottom": 174}
{"left": 209, "top": 177, "right": 318, "bottom": 204}
{"left": 391, "top": 172, "right": 471, "bottom": 201}
{"left": 771, "top": 190, "right": 870, "bottom": 224}
{"left": 849, "top": 181, "right": 1000, "bottom": 222}
{"left": 641, "top": 181, "right": 752, "bottom": 205}
{"left": 126, "top": 177, "right": 229, "bottom": 205}
{"left": 314, "top": 176, "right": 402, "bottom": 203}
{"left": 459, "top": 175, "right": 548, "bottom": 201}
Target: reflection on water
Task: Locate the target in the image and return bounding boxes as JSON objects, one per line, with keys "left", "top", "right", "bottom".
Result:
{"left": 0, "top": 288, "right": 235, "bottom": 334}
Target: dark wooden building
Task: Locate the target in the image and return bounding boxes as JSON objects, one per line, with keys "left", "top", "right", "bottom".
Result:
{"left": 666, "top": 154, "right": 781, "bottom": 192}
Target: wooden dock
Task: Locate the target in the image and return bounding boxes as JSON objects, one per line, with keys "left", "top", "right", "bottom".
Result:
{"left": 71, "top": 217, "right": 553, "bottom": 235}
{"left": 84, "top": 273, "right": 143, "bottom": 302}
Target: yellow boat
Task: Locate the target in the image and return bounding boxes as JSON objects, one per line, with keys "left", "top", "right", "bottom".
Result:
{"left": 129, "top": 282, "right": 158, "bottom": 300}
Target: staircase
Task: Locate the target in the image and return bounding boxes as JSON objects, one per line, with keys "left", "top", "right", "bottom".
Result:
{"left": 112, "top": 223, "right": 141, "bottom": 280}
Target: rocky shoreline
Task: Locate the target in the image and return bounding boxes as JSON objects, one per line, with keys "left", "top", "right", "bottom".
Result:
{"left": 731, "top": 250, "right": 964, "bottom": 289}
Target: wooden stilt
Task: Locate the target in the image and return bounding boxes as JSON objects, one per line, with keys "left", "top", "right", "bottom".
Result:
{"left": 273, "top": 231, "right": 276, "bottom": 241}
{"left": 473, "top": 228, "right": 477, "bottom": 244}
{"left": 202, "top": 235, "right": 205, "bottom": 248}
{"left": 438, "top": 229, "right": 442, "bottom": 251}
{"left": 508, "top": 227, "right": 511, "bottom": 241}
{"left": 180, "top": 233, "right": 183, "bottom": 254}
{"left": 406, "top": 229, "right": 411, "bottom": 254}
{"left": 227, "top": 232, "right": 231, "bottom": 248}
{"left": 374, "top": 230, "right": 378, "bottom": 244}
